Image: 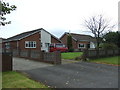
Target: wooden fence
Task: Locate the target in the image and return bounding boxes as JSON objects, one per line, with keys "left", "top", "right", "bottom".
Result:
{"left": 11, "top": 49, "right": 61, "bottom": 65}
{"left": 82, "top": 49, "right": 120, "bottom": 60}
{"left": 2, "top": 52, "right": 12, "bottom": 72}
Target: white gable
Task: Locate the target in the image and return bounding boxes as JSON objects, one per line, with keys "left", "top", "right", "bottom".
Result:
{"left": 41, "top": 30, "right": 51, "bottom": 52}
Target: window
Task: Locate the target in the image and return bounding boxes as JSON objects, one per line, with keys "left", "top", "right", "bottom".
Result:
{"left": 45, "top": 43, "right": 50, "bottom": 47}
{"left": 87, "top": 44, "right": 90, "bottom": 48}
{"left": 78, "top": 43, "right": 85, "bottom": 48}
{"left": 25, "top": 41, "right": 36, "bottom": 48}
{"left": 41, "top": 43, "right": 42, "bottom": 47}
{"left": 5, "top": 42, "right": 10, "bottom": 49}
{"left": 50, "top": 44, "right": 54, "bottom": 48}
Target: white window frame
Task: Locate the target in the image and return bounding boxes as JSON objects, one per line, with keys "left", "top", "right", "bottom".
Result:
{"left": 41, "top": 42, "right": 43, "bottom": 47}
{"left": 5, "top": 42, "right": 10, "bottom": 49}
{"left": 78, "top": 43, "right": 85, "bottom": 48}
{"left": 25, "top": 41, "right": 36, "bottom": 48}
{"left": 45, "top": 43, "right": 50, "bottom": 48}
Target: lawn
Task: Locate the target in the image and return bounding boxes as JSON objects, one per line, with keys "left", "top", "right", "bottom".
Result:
{"left": 61, "top": 52, "right": 83, "bottom": 59}
{"left": 89, "top": 56, "right": 120, "bottom": 65}
{"left": 2, "top": 71, "right": 49, "bottom": 88}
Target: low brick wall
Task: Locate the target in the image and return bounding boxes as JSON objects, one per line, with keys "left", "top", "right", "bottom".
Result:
{"left": 82, "top": 49, "right": 120, "bottom": 60}
{"left": 2, "top": 53, "right": 12, "bottom": 72}
{"left": 43, "top": 52, "right": 61, "bottom": 65}
{"left": 12, "top": 49, "right": 61, "bottom": 65}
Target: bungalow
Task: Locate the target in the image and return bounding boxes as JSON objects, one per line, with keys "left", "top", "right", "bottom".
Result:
{"left": 60, "top": 32, "right": 96, "bottom": 51}
{"left": 3, "top": 28, "right": 61, "bottom": 52}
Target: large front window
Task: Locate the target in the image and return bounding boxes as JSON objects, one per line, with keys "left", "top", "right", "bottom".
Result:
{"left": 78, "top": 43, "right": 85, "bottom": 48}
{"left": 25, "top": 41, "right": 36, "bottom": 48}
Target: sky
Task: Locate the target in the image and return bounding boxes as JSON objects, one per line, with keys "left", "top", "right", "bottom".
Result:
{"left": 0, "top": 0, "right": 119, "bottom": 39}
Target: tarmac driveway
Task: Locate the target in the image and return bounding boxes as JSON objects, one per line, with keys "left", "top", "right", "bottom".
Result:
{"left": 22, "top": 61, "right": 118, "bottom": 88}
{"left": 13, "top": 57, "right": 53, "bottom": 70}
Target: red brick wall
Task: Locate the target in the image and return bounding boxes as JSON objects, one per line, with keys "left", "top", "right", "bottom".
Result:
{"left": 19, "top": 32, "right": 41, "bottom": 50}
{"left": 51, "top": 36, "right": 61, "bottom": 43}
{"left": 60, "top": 34, "right": 90, "bottom": 49}
{"left": 72, "top": 39, "right": 77, "bottom": 49}
{"left": 3, "top": 41, "right": 17, "bottom": 50}
{"left": 60, "top": 34, "right": 77, "bottom": 49}
{"left": 10, "top": 41, "right": 17, "bottom": 49}
{"left": 60, "top": 34, "right": 68, "bottom": 46}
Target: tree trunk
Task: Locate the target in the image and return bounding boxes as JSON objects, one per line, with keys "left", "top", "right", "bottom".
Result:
{"left": 96, "top": 36, "right": 100, "bottom": 58}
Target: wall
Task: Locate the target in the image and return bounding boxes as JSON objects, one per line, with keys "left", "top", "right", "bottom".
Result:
{"left": 2, "top": 41, "right": 18, "bottom": 53}
{"left": 41, "top": 30, "right": 51, "bottom": 52}
{"left": 72, "top": 39, "right": 77, "bottom": 49}
{"left": 60, "top": 34, "right": 68, "bottom": 46}
{"left": 60, "top": 34, "right": 77, "bottom": 49}
{"left": 10, "top": 41, "right": 17, "bottom": 49}
{"left": 90, "top": 42, "right": 96, "bottom": 48}
{"left": 51, "top": 36, "right": 61, "bottom": 43}
{"left": 19, "top": 32, "right": 41, "bottom": 50}
{"left": 82, "top": 49, "right": 120, "bottom": 60}
{"left": 60, "top": 34, "right": 91, "bottom": 50}
{"left": 13, "top": 49, "right": 61, "bottom": 65}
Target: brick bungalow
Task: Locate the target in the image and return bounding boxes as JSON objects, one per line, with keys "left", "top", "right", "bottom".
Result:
{"left": 3, "top": 28, "right": 61, "bottom": 52}
{"left": 60, "top": 32, "right": 96, "bottom": 51}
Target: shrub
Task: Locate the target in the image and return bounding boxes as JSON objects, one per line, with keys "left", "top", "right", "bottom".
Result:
{"left": 67, "top": 34, "right": 73, "bottom": 50}
{"left": 68, "top": 48, "right": 74, "bottom": 52}
{"left": 100, "top": 43, "right": 118, "bottom": 50}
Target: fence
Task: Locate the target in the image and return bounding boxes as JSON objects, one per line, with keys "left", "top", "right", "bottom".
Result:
{"left": 82, "top": 49, "right": 120, "bottom": 60}
{"left": 2, "top": 52, "right": 12, "bottom": 72}
{"left": 12, "top": 49, "right": 61, "bottom": 65}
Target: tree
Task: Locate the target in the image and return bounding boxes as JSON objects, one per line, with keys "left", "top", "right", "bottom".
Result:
{"left": 67, "top": 33, "right": 73, "bottom": 52}
{"left": 0, "top": 1, "right": 17, "bottom": 26}
{"left": 84, "top": 15, "right": 115, "bottom": 50}
{"left": 103, "top": 31, "right": 120, "bottom": 48}
{"left": 100, "top": 43, "right": 118, "bottom": 50}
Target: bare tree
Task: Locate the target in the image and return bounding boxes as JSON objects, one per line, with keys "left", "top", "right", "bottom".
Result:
{"left": 84, "top": 15, "right": 115, "bottom": 50}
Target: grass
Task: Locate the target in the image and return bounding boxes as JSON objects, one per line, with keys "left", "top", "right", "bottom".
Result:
{"left": 2, "top": 71, "right": 49, "bottom": 88}
{"left": 89, "top": 56, "right": 120, "bottom": 65}
{"left": 61, "top": 52, "right": 83, "bottom": 59}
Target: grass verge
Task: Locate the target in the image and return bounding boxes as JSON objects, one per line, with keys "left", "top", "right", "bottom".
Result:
{"left": 61, "top": 52, "right": 83, "bottom": 59}
{"left": 88, "top": 56, "right": 120, "bottom": 65}
{"left": 2, "top": 71, "right": 49, "bottom": 88}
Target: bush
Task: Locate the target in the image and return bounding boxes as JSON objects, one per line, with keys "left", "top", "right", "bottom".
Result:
{"left": 68, "top": 48, "right": 74, "bottom": 52}
{"left": 100, "top": 43, "right": 118, "bottom": 50}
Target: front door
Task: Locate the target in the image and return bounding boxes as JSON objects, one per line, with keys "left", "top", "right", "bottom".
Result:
{"left": 45, "top": 43, "right": 50, "bottom": 52}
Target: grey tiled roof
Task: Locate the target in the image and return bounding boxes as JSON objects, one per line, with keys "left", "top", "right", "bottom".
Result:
{"left": 4, "top": 28, "right": 62, "bottom": 43}
{"left": 66, "top": 32, "right": 96, "bottom": 42}
{"left": 4, "top": 28, "right": 42, "bottom": 42}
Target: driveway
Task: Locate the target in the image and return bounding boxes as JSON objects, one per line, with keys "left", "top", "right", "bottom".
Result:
{"left": 13, "top": 57, "right": 78, "bottom": 71}
{"left": 13, "top": 57, "right": 53, "bottom": 70}
{"left": 20, "top": 60, "right": 118, "bottom": 88}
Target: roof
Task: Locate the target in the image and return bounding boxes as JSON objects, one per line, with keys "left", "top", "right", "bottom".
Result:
{"left": 4, "top": 28, "right": 42, "bottom": 42}
{"left": 60, "top": 32, "right": 96, "bottom": 42}
{"left": 4, "top": 28, "right": 61, "bottom": 43}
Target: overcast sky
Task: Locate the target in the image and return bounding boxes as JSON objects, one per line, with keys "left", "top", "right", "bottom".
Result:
{"left": 0, "top": 0, "right": 119, "bottom": 38}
